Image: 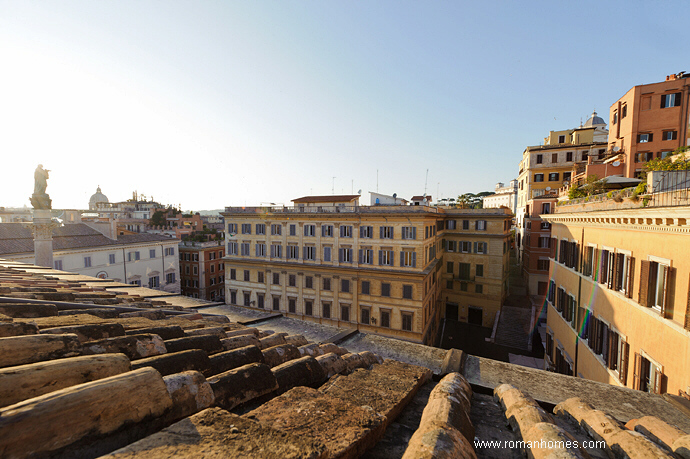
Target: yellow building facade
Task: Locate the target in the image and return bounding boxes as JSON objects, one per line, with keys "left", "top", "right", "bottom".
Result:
{"left": 542, "top": 203, "right": 690, "bottom": 396}
{"left": 222, "top": 200, "right": 511, "bottom": 345}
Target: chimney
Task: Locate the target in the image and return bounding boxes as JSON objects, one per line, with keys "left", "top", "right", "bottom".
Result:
{"left": 32, "top": 210, "right": 57, "bottom": 268}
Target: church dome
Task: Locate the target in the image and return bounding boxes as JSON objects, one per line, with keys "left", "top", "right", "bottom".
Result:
{"left": 89, "top": 186, "right": 109, "bottom": 210}
{"left": 583, "top": 110, "right": 606, "bottom": 128}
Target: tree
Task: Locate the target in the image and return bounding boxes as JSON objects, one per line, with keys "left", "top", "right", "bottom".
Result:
{"left": 149, "top": 210, "right": 166, "bottom": 227}
{"left": 643, "top": 146, "right": 690, "bottom": 172}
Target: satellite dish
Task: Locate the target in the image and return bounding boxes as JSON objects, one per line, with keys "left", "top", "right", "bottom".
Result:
{"left": 545, "top": 187, "right": 551, "bottom": 191}
{"left": 357, "top": 189, "right": 362, "bottom": 195}
{"left": 393, "top": 193, "right": 397, "bottom": 198}
{"left": 613, "top": 146, "right": 620, "bottom": 152}
{"left": 612, "top": 161, "right": 621, "bottom": 167}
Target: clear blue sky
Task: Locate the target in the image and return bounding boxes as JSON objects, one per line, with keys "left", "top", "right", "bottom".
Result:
{"left": 1, "top": 1, "right": 687, "bottom": 210}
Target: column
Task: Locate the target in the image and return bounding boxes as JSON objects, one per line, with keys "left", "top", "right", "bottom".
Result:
{"left": 32, "top": 209, "right": 58, "bottom": 268}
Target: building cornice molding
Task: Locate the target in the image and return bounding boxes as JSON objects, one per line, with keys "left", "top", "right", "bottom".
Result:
{"left": 543, "top": 207, "right": 690, "bottom": 234}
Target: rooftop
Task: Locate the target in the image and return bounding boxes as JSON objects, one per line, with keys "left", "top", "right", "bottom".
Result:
{"left": 0, "top": 223, "right": 175, "bottom": 256}
{"left": 0, "top": 259, "right": 688, "bottom": 457}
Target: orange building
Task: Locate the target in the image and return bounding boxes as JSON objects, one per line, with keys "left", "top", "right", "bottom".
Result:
{"left": 179, "top": 240, "right": 225, "bottom": 301}
{"left": 608, "top": 72, "right": 690, "bottom": 179}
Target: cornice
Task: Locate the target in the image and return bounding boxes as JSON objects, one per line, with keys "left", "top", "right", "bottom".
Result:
{"left": 543, "top": 207, "right": 690, "bottom": 234}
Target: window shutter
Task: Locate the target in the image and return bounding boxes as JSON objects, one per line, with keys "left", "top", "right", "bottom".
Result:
{"left": 620, "top": 341, "right": 629, "bottom": 386}
{"left": 358, "top": 249, "right": 363, "bottom": 264}
{"left": 473, "top": 242, "right": 478, "bottom": 253}
{"left": 626, "top": 257, "right": 635, "bottom": 298}
{"left": 338, "top": 248, "right": 343, "bottom": 262}
{"left": 400, "top": 251, "right": 404, "bottom": 267}
{"left": 606, "top": 332, "right": 614, "bottom": 369}
{"left": 592, "top": 248, "right": 599, "bottom": 280}
{"left": 483, "top": 242, "right": 488, "bottom": 254}
{"left": 412, "top": 252, "right": 416, "bottom": 267}
{"left": 686, "top": 272, "right": 690, "bottom": 331}
{"left": 348, "top": 249, "right": 352, "bottom": 262}
{"left": 614, "top": 253, "right": 624, "bottom": 290}
{"left": 475, "top": 221, "right": 479, "bottom": 230}
{"left": 359, "top": 226, "right": 364, "bottom": 238}
{"left": 648, "top": 133, "right": 653, "bottom": 142}
{"left": 379, "top": 227, "right": 384, "bottom": 239}
{"left": 639, "top": 260, "right": 651, "bottom": 306}
{"left": 412, "top": 227, "right": 417, "bottom": 239}
{"left": 390, "top": 251, "right": 394, "bottom": 266}
{"left": 303, "top": 247, "right": 307, "bottom": 260}
{"left": 442, "top": 239, "right": 447, "bottom": 250}
{"left": 632, "top": 353, "right": 641, "bottom": 391}
{"left": 661, "top": 266, "right": 675, "bottom": 319}
{"left": 378, "top": 250, "right": 382, "bottom": 265}
{"left": 660, "top": 95, "right": 666, "bottom": 109}
{"left": 607, "top": 253, "right": 615, "bottom": 289}
{"left": 654, "top": 368, "right": 662, "bottom": 394}
{"left": 322, "top": 225, "right": 326, "bottom": 237}
{"left": 390, "top": 227, "right": 394, "bottom": 239}
{"left": 675, "top": 93, "right": 682, "bottom": 107}
{"left": 550, "top": 238, "right": 557, "bottom": 259}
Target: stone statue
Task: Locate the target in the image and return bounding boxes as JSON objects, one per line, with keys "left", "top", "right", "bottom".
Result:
{"left": 30, "top": 164, "right": 52, "bottom": 210}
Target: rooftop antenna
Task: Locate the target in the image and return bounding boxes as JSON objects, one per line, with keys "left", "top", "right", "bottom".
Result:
{"left": 424, "top": 169, "right": 429, "bottom": 196}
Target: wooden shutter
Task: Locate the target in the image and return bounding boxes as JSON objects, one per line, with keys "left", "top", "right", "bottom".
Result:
{"left": 379, "top": 227, "right": 384, "bottom": 239}
{"left": 661, "top": 266, "right": 675, "bottom": 319}
{"left": 607, "top": 253, "right": 615, "bottom": 289}
{"left": 686, "top": 272, "right": 690, "bottom": 331}
{"left": 550, "top": 238, "right": 557, "bottom": 259}
{"left": 606, "top": 331, "right": 614, "bottom": 369}
{"left": 614, "top": 253, "right": 624, "bottom": 290}
{"left": 653, "top": 368, "right": 662, "bottom": 394}
{"left": 322, "top": 225, "right": 327, "bottom": 237}
{"left": 400, "top": 251, "right": 404, "bottom": 267}
{"left": 412, "top": 227, "right": 417, "bottom": 239}
{"left": 378, "top": 250, "right": 382, "bottom": 265}
{"left": 600, "top": 250, "right": 608, "bottom": 284}
{"left": 660, "top": 95, "right": 666, "bottom": 109}
{"left": 632, "top": 352, "right": 641, "bottom": 390}
{"left": 626, "top": 257, "right": 635, "bottom": 298}
{"left": 412, "top": 252, "right": 416, "bottom": 268}
{"left": 620, "top": 341, "right": 629, "bottom": 386}
{"left": 358, "top": 249, "right": 363, "bottom": 264}
{"left": 639, "top": 260, "right": 651, "bottom": 306}
{"left": 473, "top": 242, "right": 478, "bottom": 253}
{"left": 592, "top": 248, "right": 600, "bottom": 280}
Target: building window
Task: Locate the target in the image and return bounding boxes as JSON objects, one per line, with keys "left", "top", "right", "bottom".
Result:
{"left": 244, "top": 270, "right": 250, "bottom": 282}
{"left": 360, "top": 226, "right": 373, "bottom": 238}
{"left": 323, "top": 247, "right": 331, "bottom": 262}
{"left": 537, "top": 259, "right": 550, "bottom": 271}
{"left": 228, "top": 242, "right": 238, "bottom": 256}
{"left": 380, "top": 226, "right": 394, "bottom": 239}
{"left": 380, "top": 310, "right": 391, "bottom": 328}
{"left": 381, "top": 283, "right": 391, "bottom": 297}
{"left": 548, "top": 172, "right": 559, "bottom": 181}
{"left": 534, "top": 173, "right": 544, "bottom": 182}
{"left": 241, "top": 243, "right": 250, "bottom": 256}
{"left": 639, "top": 260, "right": 672, "bottom": 315}
{"left": 272, "top": 272, "right": 280, "bottom": 285}
{"left": 401, "top": 250, "right": 416, "bottom": 267}
{"left": 637, "top": 133, "right": 653, "bottom": 143}
{"left": 84, "top": 257, "right": 91, "bottom": 268}
{"left": 462, "top": 220, "right": 469, "bottom": 230}
{"left": 285, "top": 274, "right": 295, "bottom": 287}
{"left": 446, "top": 280, "right": 453, "bottom": 289}
{"left": 359, "top": 248, "right": 374, "bottom": 264}
{"left": 361, "top": 280, "right": 370, "bottom": 295}
{"left": 460, "top": 241, "right": 471, "bottom": 253}
{"left": 621, "top": 104, "right": 627, "bottom": 119}
{"left": 476, "top": 264, "right": 484, "bottom": 277}
{"left": 271, "top": 244, "right": 282, "bottom": 258}
{"left": 536, "top": 154, "right": 543, "bottom": 164}
{"left": 458, "top": 263, "right": 471, "bottom": 280}
{"left": 662, "top": 130, "right": 678, "bottom": 141}
{"left": 241, "top": 224, "right": 251, "bottom": 234}
{"left": 230, "top": 268, "right": 236, "bottom": 280}
{"left": 288, "top": 298, "right": 296, "bottom": 313}
{"left": 304, "top": 224, "right": 316, "bottom": 237}
{"left": 474, "top": 242, "right": 488, "bottom": 254}
{"left": 322, "top": 225, "right": 334, "bottom": 237}
{"left": 230, "top": 290, "right": 237, "bottom": 304}
{"left": 305, "top": 300, "right": 313, "bottom": 316}
{"left": 538, "top": 236, "right": 550, "bottom": 248}
{"left": 289, "top": 224, "right": 296, "bottom": 236}
{"left": 379, "top": 249, "right": 394, "bottom": 266}
{"left": 305, "top": 276, "right": 313, "bottom": 289}
{"left": 339, "top": 248, "right": 353, "bottom": 263}
{"left": 661, "top": 92, "right": 681, "bottom": 108}
{"left": 636, "top": 152, "right": 653, "bottom": 163}
{"left": 633, "top": 353, "right": 662, "bottom": 394}
{"left": 340, "top": 225, "right": 353, "bottom": 238}
{"left": 475, "top": 220, "right": 487, "bottom": 231}
{"left": 303, "top": 246, "right": 316, "bottom": 261}
{"left": 558, "top": 135, "right": 565, "bottom": 143}
{"left": 255, "top": 243, "right": 266, "bottom": 257}
{"left": 361, "top": 307, "right": 370, "bottom": 324}
{"left": 401, "top": 226, "right": 417, "bottom": 239}
{"left": 256, "top": 224, "right": 266, "bottom": 235}
{"left": 541, "top": 203, "right": 551, "bottom": 214}
{"left": 322, "top": 302, "right": 331, "bottom": 319}
{"left": 257, "top": 293, "right": 264, "bottom": 308}
{"left": 243, "top": 292, "right": 251, "bottom": 307}
{"left": 402, "top": 313, "right": 412, "bottom": 331}
{"left": 210, "top": 265, "right": 216, "bottom": 274}
{"left": 54, "top": 260, "right": 63, "bottom": 270}
{"left": 271, "top": 224, "right": 281, "bottom": 235}
{"left": 447, "top": 261, "right": 454, "bottom": 273}
{"left": 341, "top": 279, "right": 350, "bottom": 293}
{"left": 323, "top": 277, "right": 331, "bottom": 291}
{"left": 402, "top": 285, "right": 413, "bottom": 299}
{"left": 563, "top": 172, "right": 572, "bottom": 182}
{"left": 475, "top": 284, "right": 483, "bottom": 294}
{"left": 258, "top": 271, "right": 264, "bottom": 283}
{"left": 341, "top": 304, "right": 350, "bottom": 322}
{"left": 228, "top": 223, "right": 238, "bottom": 233}
{"left": 273, "top": 296, "right": 280, "bottom": 311}
{"left": 613, "top": 112, "right": 618, "bottom": 124}
{"left": 149, "top": 276, "right": 159, "bottom": 288}
{"left": 287, "top": 245, "right": 299, "bottom": 259}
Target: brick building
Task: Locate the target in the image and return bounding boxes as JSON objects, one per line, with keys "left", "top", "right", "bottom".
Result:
{"left": 179, "top": 240, "right": 225, "bottom": 301}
